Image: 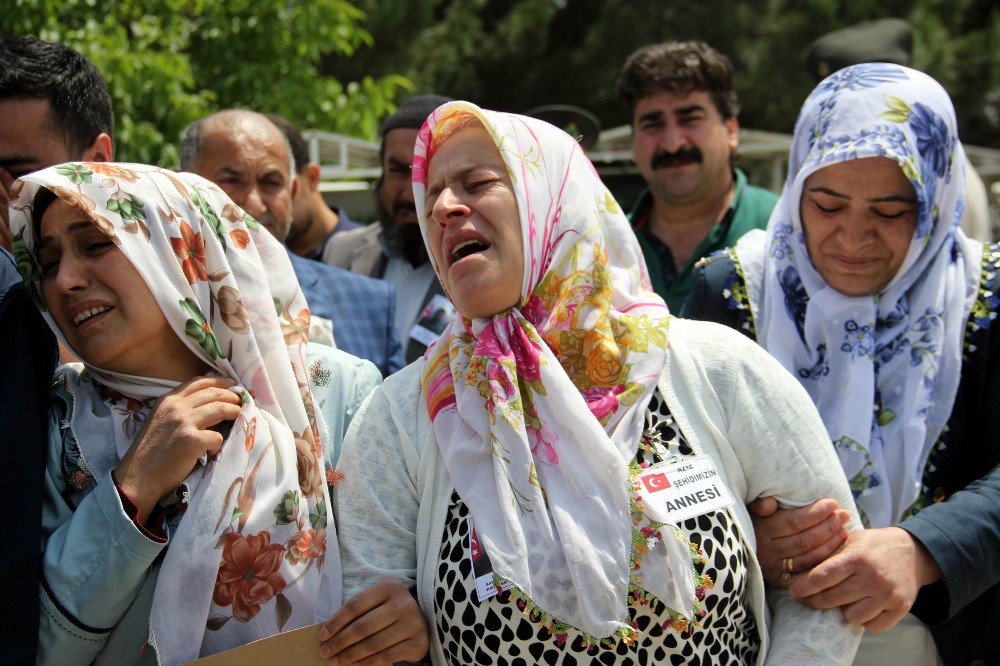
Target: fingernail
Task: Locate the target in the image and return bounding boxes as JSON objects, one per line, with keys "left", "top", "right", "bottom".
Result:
{"left": 318, "top": 628, "right": 330, "bottom": 641}
{"left": 319, "top": 645, "right": 330, "bottom": 658}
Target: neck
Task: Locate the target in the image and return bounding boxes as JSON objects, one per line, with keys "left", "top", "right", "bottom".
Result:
{"left": 647, "top": 171, "right": 736, "bottom": 268}
{"left": 287, "top": 194, "right": 339, "bottom": 257}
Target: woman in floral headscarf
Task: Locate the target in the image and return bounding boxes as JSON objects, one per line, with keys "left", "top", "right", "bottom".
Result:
{"left": 327, "top": 101, "right": 863, "bottom": 665}
{"left": 683, "top": 64, "right": 1000, "bottom": 664}
{"left": 9, "top": 163, "right": 380, "bottom": 665}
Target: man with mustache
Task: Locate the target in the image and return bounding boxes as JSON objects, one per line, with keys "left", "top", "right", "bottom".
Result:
{"left": 180, "top": 109, "right": 404, "bottom": 376}
{"left": 617, "top": 41, "right": 778, "bottom": 310}
{"left": 323, "top": 95, "right": 451, "bottom": 363}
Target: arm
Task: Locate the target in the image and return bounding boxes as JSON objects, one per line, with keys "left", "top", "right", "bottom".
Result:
{"left": 333, "top": 378, "right": 421, "bottom": 598}
{"left": 899, "top": 463, "right": 1000, "bottom": 622}
{"left": 38, "top": 465, "right": 166, "bottom": 665}
{"left": 708, "top": 326, "right": 863, "bottom": 664}
{"left": 327, "top": 373, "right": 428, "bottom": 662}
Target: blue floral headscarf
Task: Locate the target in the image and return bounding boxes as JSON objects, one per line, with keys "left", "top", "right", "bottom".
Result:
{"left": 734, "top": 64, "right": 981, "bottom": 527}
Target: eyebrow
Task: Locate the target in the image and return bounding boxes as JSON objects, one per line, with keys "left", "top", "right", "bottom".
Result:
{"left": 216, "top": 166, "right": 245, "bottom": 178}
{"left": 808, "top": 186, "right": 917, "bottom": 204}
{"left": 674, "top": 104, "right": 707, "bottom": 116}
{"left": 636, "top": 109, "right": 664, "bottom": 125}
{"left": 37, "top": 220, "right": 97, "bottom": 251}
{"left": 0, "top": 156, "right": 41, "bottom": 170}
{"left": 386, "top": 156, "right": 410, "bottom": 170}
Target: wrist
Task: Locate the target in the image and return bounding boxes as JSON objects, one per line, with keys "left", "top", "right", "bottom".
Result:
{"left": 897, "top": 527, "right": 943, "bottom": 587}
{"left": 112, "top": 467, "right": 159, "bottom": 522}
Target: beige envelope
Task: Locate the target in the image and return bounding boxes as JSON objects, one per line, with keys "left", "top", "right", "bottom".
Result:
{"left": 186, "top": 622, "right": 327, "bottom": 665}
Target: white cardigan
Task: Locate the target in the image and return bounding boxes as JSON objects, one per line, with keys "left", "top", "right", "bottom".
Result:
{"left": 334, "top": 318, "right": 864, "bottom": 664}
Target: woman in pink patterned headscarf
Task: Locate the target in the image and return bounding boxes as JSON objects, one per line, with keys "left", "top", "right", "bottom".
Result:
{"left": 329, "top": 102, "right": 862, "bottom": 665}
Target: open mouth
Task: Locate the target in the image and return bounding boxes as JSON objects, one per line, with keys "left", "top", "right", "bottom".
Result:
{"left": 73, "top": 305, "right": 113, "bottom": 327}
{"left": 450, "top": 239, "right": 491, "bottom": 263}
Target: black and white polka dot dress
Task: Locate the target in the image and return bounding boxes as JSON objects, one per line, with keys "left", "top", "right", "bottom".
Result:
{"left": 433, "top": 389, "right": 760, "bottom": 665}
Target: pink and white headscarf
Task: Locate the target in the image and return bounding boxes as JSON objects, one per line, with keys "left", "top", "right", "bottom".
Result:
{"left": 414, "top": 102, "right": 695, "bottom": 640}
{"left": 10, "top": 164, "right": 340, "bottom": 665}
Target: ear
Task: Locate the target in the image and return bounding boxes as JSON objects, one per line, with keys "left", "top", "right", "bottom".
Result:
{"left": 80, "top": 132, "right": 114, "bottom": 162}
{"left": 305, "top": 162, "right": 322, "bottom": 192}
{"left": 725, "top": 116, "right": 740, "bottom": 155}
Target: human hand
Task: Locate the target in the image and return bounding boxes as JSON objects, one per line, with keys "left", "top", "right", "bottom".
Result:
{"left": 789, "top": 526, "right": 943, "bottom": 632}
{"left": 113, "top": 375, "right": 242, "bottom": 520}
{"left": 749, "top": 497, "right": 850, "bottom": 589}
{"left": 0, "top": 167, "right": 14, "bottom": 252}
{"left": 318, "top": 578, "right": 429, "bottom": 665}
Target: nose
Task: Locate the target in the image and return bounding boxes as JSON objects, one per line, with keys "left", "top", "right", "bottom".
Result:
{"left": 52, "top": 252, "right": 90, "bottom": 294}
{"left": 239, "top": 185, "right": 267, "bottom": 219}
{"left": 658, "top": 123, "right": 688, "bottom": 153}
{"left": 431, "top": 187, "right": 470, "bottom": 228}
{"left": 838, "top": 211, "right": 876, "bottom": 248}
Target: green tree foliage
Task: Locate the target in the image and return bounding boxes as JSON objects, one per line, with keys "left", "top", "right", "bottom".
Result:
{"left": 3, "top": 0, "right": 411, "bottom": 166}
{"left": 335, "top": 0, "right": 998, "bottom": 147}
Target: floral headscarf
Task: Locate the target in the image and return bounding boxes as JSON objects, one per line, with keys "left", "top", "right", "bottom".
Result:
{"left": 734, "top": 64, "right": 980, "bottom": 527}
{"left": 9, "top": 164, "right": 340, "bottom": 664}
{"left": 414, "top": 102, "right": 696, "bottom": 642}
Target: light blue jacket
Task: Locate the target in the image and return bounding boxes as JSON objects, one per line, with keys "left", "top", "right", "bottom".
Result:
{"left": 37, "top": 344, "right": 380, "bottom": 665}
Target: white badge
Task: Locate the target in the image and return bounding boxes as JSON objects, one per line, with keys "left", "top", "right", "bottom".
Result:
{"left": 467, "top": 516, "right": 513, "bottom": 603}
{"left": 409, "top": 294, "right": 457, "bottom": 346}
{"left": 636, "top": 455, "right": 735, "bottom": 524}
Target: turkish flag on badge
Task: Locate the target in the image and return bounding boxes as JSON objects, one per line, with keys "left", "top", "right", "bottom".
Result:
{"left": 470, "top": 528, "right": 482, "bottom": 562}
{"left": 642, "top": 472, "right": 671, "bottom": 494}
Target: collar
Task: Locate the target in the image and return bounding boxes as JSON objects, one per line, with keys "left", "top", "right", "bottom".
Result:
{"left": 630, "top": 167, "right": 748, "bottom": 233}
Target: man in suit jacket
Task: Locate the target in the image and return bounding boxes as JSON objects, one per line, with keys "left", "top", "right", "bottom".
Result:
{"left": 323, "top": 95, "right": 451, "bottom": 364}
{"left": 180, "top": 109, "right": 404, "bottom": 376}
{"left": 0, "top": 35, "right": 114, "bottom": 662}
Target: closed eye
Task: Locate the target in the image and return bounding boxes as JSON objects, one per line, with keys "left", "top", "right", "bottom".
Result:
{"left": 873, "top": 206, "right": 915, "bottom": 220}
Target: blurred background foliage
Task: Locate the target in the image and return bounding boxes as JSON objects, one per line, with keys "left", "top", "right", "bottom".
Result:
{"left": 3, "top": 0, "right": 411, "bottom": 165}
{"left": 3, "top": 0, "right": 997, "bottom": 169}
{"left": 330, "top": 0, "right": 998, "bottom": 147}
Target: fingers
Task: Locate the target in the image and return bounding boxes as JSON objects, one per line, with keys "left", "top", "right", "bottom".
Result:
{"left": 752, "top": 497, "right": 841, "bottom": 541}
{"left": 321, "top": 582, "right": 392, "bottom": 640}
{"left": 319, "top": 580, "right": 428, "bottom": 665}
{"left": 769, "top": 511, "right": 849, "bottom": 561}
{"left": 172, "top": 374, "right": 237, "bottom": 397}
{"left": 748, "top": 496, "right": 778, "bottom": 517}
{"left": 789, "top": 550, "right": 856, "bottom": 600}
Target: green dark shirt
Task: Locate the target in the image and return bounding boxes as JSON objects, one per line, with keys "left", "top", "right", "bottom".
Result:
{"left": 628, "top": 168, "right": 778, "bottom": 311}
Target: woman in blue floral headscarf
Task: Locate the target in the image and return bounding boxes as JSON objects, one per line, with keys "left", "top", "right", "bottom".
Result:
{"left": 684, "top": 64, "right": 1000, "bottom": 664}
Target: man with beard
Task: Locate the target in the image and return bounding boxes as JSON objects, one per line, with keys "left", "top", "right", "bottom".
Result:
{"left": 323, "top": 95, "right": 451, "bottom": 363}
{"left": 180, "top": 109, "right": 404, "bottom": 376}
{"left": 616, "top": 41, "right": 778, "bottom": 310}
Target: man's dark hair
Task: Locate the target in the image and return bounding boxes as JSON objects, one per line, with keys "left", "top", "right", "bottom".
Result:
{"left": 0, "top": 36, "right": 114, "bottom": 157}
{"left": 616, "top": 41, "right": 739, "bottom": 123}
{"left": 266, "top": 114, "right": 310, "bottom": 173}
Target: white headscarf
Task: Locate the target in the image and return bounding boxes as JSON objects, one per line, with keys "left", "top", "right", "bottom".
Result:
{"left": 9, "top": 164, "right": 340, "bottom": 664}
{"left": 735, "top": 65, "right": 981, "bottom": 527}
{"left": 414, "top": 102, "right": 696, "bottom": 642}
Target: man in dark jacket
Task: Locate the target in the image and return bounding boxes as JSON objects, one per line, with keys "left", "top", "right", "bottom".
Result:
{"left": 0, "top": 35, "right": 114, "bottom": 663}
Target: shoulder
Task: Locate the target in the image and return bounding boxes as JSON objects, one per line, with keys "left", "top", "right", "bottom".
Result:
{"left": 295, "top": 256, "right": 393, "bottom": 300}
{"left": 307, "top": 342, "right": 381, "bottom": 386}
{"left": 323, "top": 224, "right": 381, "bottom": 262}
{"left": 358, "top": 361, "right": 426, "bottom": 435}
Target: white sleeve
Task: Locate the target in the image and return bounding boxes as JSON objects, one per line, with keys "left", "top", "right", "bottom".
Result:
{"left": 333, "top": 372, "right": 423, "bottom": 600}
